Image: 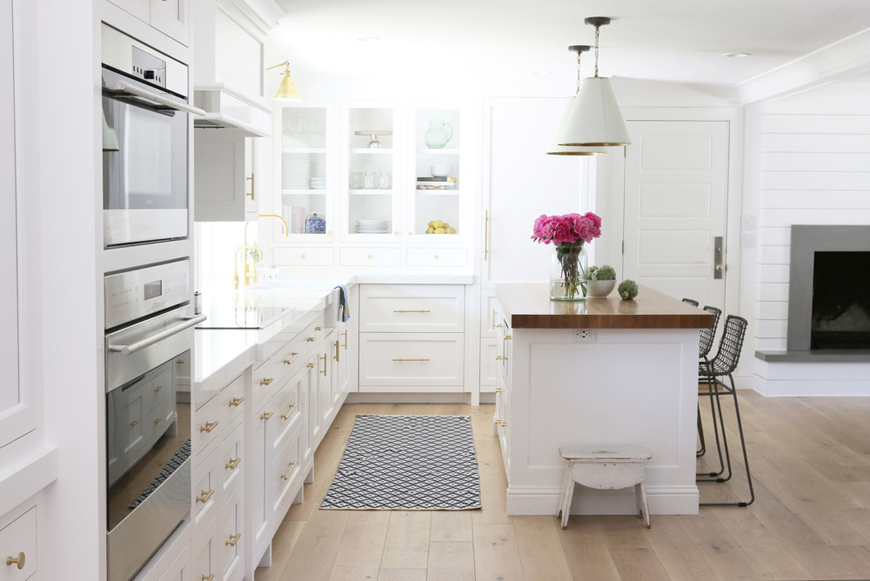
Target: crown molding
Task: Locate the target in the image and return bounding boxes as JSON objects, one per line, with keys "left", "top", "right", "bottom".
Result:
{"left": 737, "top": 27, "right": 870, "bottom": 105}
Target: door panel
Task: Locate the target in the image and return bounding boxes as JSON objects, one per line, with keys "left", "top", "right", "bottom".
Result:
{"left": 622, "top": 121, "right": 729, "bottom": 308}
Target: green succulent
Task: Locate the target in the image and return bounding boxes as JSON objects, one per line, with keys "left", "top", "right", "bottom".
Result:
{"left": 618, "top": 279, "right": 639, "bottom": 300}
{"left": 595, "top": 265, "right": 616, "bottom": 280}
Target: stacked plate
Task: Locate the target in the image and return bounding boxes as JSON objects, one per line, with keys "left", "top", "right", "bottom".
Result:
{"left": 309, "top": 177, "right": 326, "bottom": 190}
{"left": 282, "top": 154, "right": 309, "bottom": 189}
{"left": 355, "top": 220, "right": 389, "bottom": 234}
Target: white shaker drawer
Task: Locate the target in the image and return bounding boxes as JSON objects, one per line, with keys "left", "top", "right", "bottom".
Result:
{"left": 217, "top": 422, "right": 245, "bottom": 503}
{"left": 359, "top": 333, "right": 464, "bottom": 389}
{"left": 406, "top": 248, "right": 467, "bottom": 267}
{"left": 194, "top": 373, "right": 243, "bottom": 458}
{"left": 275, "top": 247, "right": 334, "bottom": 266}
{"left": 0, "top": 506, "right": 36, "bottom": 581}
{"left": 339, "top": 247, "right": 401, "bottom": 266}
{"left": 359, "top": 285, "right": 464, "bottom": 333}
{"left": 192, "top": 449, "right": 219, "bottom": 528}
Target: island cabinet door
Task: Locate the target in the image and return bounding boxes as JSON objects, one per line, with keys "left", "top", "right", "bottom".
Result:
{"left": 358, "top": 333, "right": 465, "bottom": 392}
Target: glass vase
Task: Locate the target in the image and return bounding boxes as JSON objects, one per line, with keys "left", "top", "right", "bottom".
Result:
{"left": 550, "top": 242, "right": 588, "bottom": 301}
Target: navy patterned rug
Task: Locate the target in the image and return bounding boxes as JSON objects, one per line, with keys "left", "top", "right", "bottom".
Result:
{"left": 320, "top": 415, "right": 481, "bottom": 510}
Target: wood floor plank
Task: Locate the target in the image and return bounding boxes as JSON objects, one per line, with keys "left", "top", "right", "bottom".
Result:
{"left": 472, "top": 438, "right": 513, "bottom": 525}
{"left": 328, "top": 511, "right": 391, "bottom": 581}
{"left": 277, "top": 509, "right": 350, "bottom": 581}
{"left": 473, "top": 523, "right": 524, "bottom": 581}
{"left": 430, "top": 510, "right": 473, "bottom": 542}
{"left": 377, "top": 569, "right": 427, "bottom": 581}
{"left": 380, "top": 511, "right": 431, "bottom": 570}
{"left": 677, "top": 509, "right": 773, "bottom": 580}
{"left": 427, "top": 541, "right": 475, "bottom": 581}
{"left": 643, "top": 516, "right": 720, "bottom": 581}
{"left": 556, "top": 517, "right": 621, "bottom": 581}
{"left": 607, "top": 547, "right": 672, "bottom": 581}
{"left": 513, "top": 516, "right": 573, "bottom": 581}
{"left": 831, "top": 546, "right": 870, "bottom": 579}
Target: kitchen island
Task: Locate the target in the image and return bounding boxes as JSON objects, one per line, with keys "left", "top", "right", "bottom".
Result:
{"left": 493, "top": 283, "right": 713, "bottom": 516}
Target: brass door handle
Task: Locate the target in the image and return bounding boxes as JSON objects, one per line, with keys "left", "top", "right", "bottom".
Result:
{"left": 259, "top": 377, "right": 274, "bottom": 386}
{"left": 196, "top": 489, "right": 214, "bottom": 504}
{"left": 334, "top": 339, "right": 340, "bottom": 362}
{"left": 200, "top": 421, "right": 218, "bottom": 433}
{"left": 393, "top": 309, "right": 431, "bottom": 313}
{"left": 6, "top": 552, "right": 25, "bottom": 570}
{"left": 321, "top": 354, "right": 327, "bottom": 376}
{"left": 129, "top": 420, "right": 139, "bottom": 428}
{"left": 280, "top": 404, "right": 296, "bottom": 420}
{"left": 342, "top": 330, "right": 347, "bottom": 349}
{"left": 225, "top": 458, "right": 241, "bottom": 470}
{"left": 229, "top": 396, "right": 245, "bottom": 407}
{"left": 280, "top": 461, "right": 297, "bottom": 481}
{"left": 246, "top": 173, "right": 254, "bottom": 200}
{"left": 260, "top": 411, "right": 273, "bottom": 421}
{"left": 225, "top": 533, "right": 241, "bottom": 547}
{"left": 392, "top": 358, "right": 430, "bottom": 362}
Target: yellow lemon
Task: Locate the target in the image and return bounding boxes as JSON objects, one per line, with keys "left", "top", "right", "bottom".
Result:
{"left": 428, "top": 221, "right": 436, "bottom": 228}
{"left": 426, "top": 227, "right": 435, "bottom": 234}
{"left": 433, "top": 220, "right": 444, "bottom": 228}
{"left": 434, "top": 227, "right": 446, "bottom": 234}
{"left": 446, "top": 227, "right": 456, "bottom": 234}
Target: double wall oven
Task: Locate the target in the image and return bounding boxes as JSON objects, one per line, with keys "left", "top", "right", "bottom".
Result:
{"left": 101, "top": 24, "right": 203, "bottom": 581}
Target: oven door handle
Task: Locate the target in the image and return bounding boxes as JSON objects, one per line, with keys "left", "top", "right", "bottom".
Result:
{"left": 116, "top": 80, "right": 206, "bottom": 118}
{"left": 109, "top": 315, "right": 207, "bottom": 355}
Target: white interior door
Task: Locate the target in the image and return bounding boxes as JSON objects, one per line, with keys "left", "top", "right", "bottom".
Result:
{"left": 622, "top": 120, "right": 729, "bottom": 307}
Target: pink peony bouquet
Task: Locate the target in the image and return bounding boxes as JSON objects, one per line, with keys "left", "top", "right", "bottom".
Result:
{"left": 531, "top": 212, "right": 601, "bottom": 245}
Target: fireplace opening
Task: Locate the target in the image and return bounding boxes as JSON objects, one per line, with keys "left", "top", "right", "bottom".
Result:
{"left": 811, "top": 251, "right": 870, "bottom": 349}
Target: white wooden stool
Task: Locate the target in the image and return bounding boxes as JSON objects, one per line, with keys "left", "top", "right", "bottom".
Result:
{"left": 557, "top": 446, "right": 652, "bottom": 529}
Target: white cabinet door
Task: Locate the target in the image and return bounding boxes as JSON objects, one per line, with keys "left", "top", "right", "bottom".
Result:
{"left": 194, "top": 131, "right": 253, "bottom": 222}
{"left": 621, "top": 120, "right": 730, "bottom": 308}
{"left": 359, "top": 333, "right": 465, "bottom": 391}
{"left": 150, "top": 0, "right": 188, "bottom": 46}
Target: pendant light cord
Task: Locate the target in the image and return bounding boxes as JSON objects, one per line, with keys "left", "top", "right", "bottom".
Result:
{"left": 594, "top": 25, "right": 600, "bottom": 78}
{"left": 576, "top": 51, "right": 583, "bottom": 94}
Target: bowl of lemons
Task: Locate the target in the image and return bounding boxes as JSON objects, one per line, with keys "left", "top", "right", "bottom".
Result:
{"left": 426, "top": 220, "right": 456, "bottom": 234}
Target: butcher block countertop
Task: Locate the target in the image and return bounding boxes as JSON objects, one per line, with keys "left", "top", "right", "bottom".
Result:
{"left": 496, "top": 283, "right": 714, "bottom": 329}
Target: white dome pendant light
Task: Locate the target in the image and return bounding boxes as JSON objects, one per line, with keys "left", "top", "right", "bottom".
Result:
{"left": 558, "top": 17, "right": 631, "bottom": 147}
{"left": 547, "top": 45, "right": 607, "bottom": 156}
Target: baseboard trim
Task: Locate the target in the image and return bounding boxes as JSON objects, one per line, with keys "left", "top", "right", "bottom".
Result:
{"left": 505, "top": 484, "right": 699, "bottom": 516}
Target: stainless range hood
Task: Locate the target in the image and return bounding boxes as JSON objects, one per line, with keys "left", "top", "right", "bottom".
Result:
{"left": 193, "top": 83, "right": 272, "bottom": 137}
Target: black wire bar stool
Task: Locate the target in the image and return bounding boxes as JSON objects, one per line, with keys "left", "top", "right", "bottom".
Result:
{"left": 697, "top": 314, "right": 755, "bottom": 507}
{"left": 696, "top": 306, "right": 722, "bottom": 462}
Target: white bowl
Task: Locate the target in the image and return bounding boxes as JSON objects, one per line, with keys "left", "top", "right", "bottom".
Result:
{"left": 585, "top": 279, "right": 616, "bottom": 298}
{"left": 430, "top": 163, "right": 450, "bottom": 177}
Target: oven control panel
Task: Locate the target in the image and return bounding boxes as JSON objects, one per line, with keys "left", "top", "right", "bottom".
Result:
{"left": 105, "top": 260, "right": 190, "bottom": 329}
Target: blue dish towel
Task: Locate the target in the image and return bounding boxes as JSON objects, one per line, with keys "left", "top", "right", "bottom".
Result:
{"left": 335, "top": 284, "right": 350, "bottom": 322}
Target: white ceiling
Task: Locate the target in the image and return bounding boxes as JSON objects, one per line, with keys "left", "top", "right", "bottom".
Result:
{"left": 266, "top": 0, "right": 870, "bottom": 88}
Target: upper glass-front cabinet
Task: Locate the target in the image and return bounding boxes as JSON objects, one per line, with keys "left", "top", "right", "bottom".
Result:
{"left": 341, "top": 103, "right": 401, "bottom": 241}
{"left": 276, "top": 100, "right": 334, "bottom": 241}
{"left": 408, "top": 106, "right": 462, "bottom": 242}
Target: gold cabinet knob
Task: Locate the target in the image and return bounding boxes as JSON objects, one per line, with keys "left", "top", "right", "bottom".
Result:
{"left": 6, "top": 552, "right": 25, "bottom": 570}
{"left": 225, "top": 458, "right": 241, "bottom": 470}
{"left": 395, "top": 231, "right": 400, "bottom": 236}
{"left": 434, "top": 255, "right": 439, "bottom": 260}
{"left": 200, "top": 420, "right": 218, "bottom": 433}
{"left": 259, "top": 377, "right": 274, "bottom": 386}
{"left": 154, "top": 385, "right": 163, "bottom": 392}
{"left": 300, "top": 254, "right": 306, "bottom": 259}
{"left": 153, "top": 417, "right": 161, "bottom": 425}
{"left": 408, "top": 231, "right": 414, "bottom": 236}
{"left": 367, "top": 254, "right": 373, "bottom": 259}
{"left": 225, "top": 533, "right": 241, "bottom": 547}
{"left": 260, "top": 411, "right": 273, "bottom": 421}
{"left": 196, "top": 489, "right": 214, "bottom": 504}
{"left": 229, "top": 396, "right": 245, "bottom": 407}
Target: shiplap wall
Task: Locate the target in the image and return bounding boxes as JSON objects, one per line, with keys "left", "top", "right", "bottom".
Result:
{"left": 752, "top": 78, "right": 870, "bottom": 352}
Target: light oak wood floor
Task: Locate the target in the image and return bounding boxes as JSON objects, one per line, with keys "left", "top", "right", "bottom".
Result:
{"left": 255, "top": 392, "right": 870, "bottom": 580}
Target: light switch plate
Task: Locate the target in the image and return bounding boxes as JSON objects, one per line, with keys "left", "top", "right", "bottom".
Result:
{"left": 741, "top": 231, "right": 757, "bottom": 248}
{"left": 741, "top": 214, "right": 757, "bottom": 230}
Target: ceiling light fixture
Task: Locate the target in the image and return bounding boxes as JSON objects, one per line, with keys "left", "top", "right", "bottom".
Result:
{"left": 547, "top": 45, "right": 606, "bottom": 156}
{"left": 723, "top": 52, "right": 752, "bottom": 58}
{"left": 266, "top": 60, "right": 300, "bottom": 100}
{"left": 558, "top": 16, "right": 631, "bottom": 147}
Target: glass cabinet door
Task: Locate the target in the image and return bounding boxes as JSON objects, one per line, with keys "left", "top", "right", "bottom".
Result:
{"left": 408, "top": 106, "right": 462, "bottom": 242}
{"left": 276, "top": 101, "right": 333, "bottom": 241}
{"left": 341, "top": 103, "right": 401, "bottom": 241}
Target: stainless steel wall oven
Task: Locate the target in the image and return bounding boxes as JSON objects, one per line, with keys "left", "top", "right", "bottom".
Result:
{"left": 101, "top": 24, "right": 203, "bottom": 248}
{"left": 104, "top": 259, "right": 204, "bottom": 581}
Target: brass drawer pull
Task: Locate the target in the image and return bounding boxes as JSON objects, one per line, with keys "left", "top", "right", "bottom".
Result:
{"left": 202, "top": 575, "right": 215, "bottom": 581}
{"left": 280, "top": 404, "right": 297, "bottom": 420}
{"left": 229, "top": 396, "right": 245, "bottom": 407}
{"left": 492, "top": 309, "right": 498, "bottom": 330}
{"left": 176, "top": 359, "right": 185, "bottom": 365}
{"left": 315, "top": 326, "right": 323, "bottom": 331}
{"left": 200, "top": 421, "right": 218, "bottom": 433}
{"left": 504, "top": 335, "right": 512, "bottom": 340}
{"left": 495, "top": 387, "right": 503, "bottom": 393}
{"left": 6, "top": 552, "right": 25, "bottom": 570}
{"left": 392, "top": 358, "right": 430, "bottom": 362}
{"left": 306, "top": 337, "right": 315, "bottom": 342}
{"left": 334, "top": 339, "right": 340, "bottom": 362}
{"left": 283, "top": 352, "right": 299, "bottom": 364}
{"left": 392, "top": 309, "right": 431, "bottom": 313}
{"left": 307, "top": 362, "right": 315, "bottom": 368}
{"left": 280, "top": 461, "right": 297, "bottom": 481}
{"left": 154, "top": 385, "right": 163, "bottom": 392}
{"left": 225, "top": 533, "right": 241, "bottom": 547}
{"left": 196, "top": 489, "right": 214, "bottom": 504}
{"left": 259, "top": 377, "right": 274, "bottom": 386}
{"left": 342, "top": 330, "right": 348, "bottom": 349}
{"left": 495, "top": 323, "right": 504, "bottom": 328}
{"left": 321, "top": 354, "right": 327, "bottom": 376}
{"left": 496, "top": 355, "right": 503, "bottom": 360}
{"left": 225, "top": 458, "right": 241, "bottom": 470}
{"left": 260, "top": 411, "right": 273, "bottom": 421}
{"left": 129, "top": 420, "right": 139, "bottom": 428}
{"left": 153, "top": 417, "right": 161, "bottom": 425}
{"left": 496, "top": 420, "right": 507, "bottom": 427}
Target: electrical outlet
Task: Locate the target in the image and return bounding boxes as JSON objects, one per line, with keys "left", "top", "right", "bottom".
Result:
{"left": 573, "top": 329, "right": 597, "bottom": 342}
{"left": 741, "top": 231, "right": 757, "bottom": 248}
{"left": 741, "top": 214, "right": 757, "bottom": 230}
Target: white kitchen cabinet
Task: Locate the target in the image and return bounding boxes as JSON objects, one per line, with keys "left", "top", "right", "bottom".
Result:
{"left": 107, "top": 0, "right": 189, "bottom": 45}
{"left": 194, "top": 131, "right": 258, "bottom": 222}
{"left": 217, "top": 483, "right": 244, "bottom": 581}
{"left": 0, "top": 505, "right": 37, "bottom": 581}
{"left": 157, "top": 541, "right": 191, "bottom": 581}
{"left": 192, "top": 526, "right": 219, "bottom": 581}
{"left": 359, "top": 284, "right": 465, "bottom": 333}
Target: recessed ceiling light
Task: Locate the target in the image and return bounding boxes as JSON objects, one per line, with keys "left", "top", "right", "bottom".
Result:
{"left": 723, "top": 52, "right": 752, "bottom": 58}
{"left": 356, "top": 36, "right": 382, "bottom": 42}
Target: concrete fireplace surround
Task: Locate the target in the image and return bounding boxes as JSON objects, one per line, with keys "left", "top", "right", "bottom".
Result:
{"left": 754, "top": 225, "right": 870, "bottom": 397}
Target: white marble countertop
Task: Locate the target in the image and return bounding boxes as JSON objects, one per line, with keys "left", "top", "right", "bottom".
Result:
{"left": 193, "top": 273, "right": 474, "bottom": 391}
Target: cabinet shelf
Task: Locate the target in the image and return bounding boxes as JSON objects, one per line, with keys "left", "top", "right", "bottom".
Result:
{"left": 416, "top": 148, "right": 460, "bottom": 155}
{"left": 350, "top": 148, "right": 393, "bottom": 154}
{"left": 282, "top": 189, "right": 328, "bottom": 195}
{"left": 349, "top": 189, "right": 394, "bottom": 195}
{"left": 283, "top": 147, "right": 327, "bottom": 154}
{"left": 415, "top": 189, "right": 461, "bottom": 196}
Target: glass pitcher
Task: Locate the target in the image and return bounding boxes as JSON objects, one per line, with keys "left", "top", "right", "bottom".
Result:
{"left": 424, "top": 120, "right": 453, "bottom": 149}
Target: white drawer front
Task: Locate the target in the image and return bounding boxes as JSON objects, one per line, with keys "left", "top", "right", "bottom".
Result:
{"left": 193, "top": 527, "right": 218, "bottom": 581}
{"left": 359, "top": 333, "right": 464, "bottom": 389}
{"left": 480, "top": 339, "right": 497, "bottom": 389}
{"left": 406, "top": 248, "right": 467, "bottom": 267}
{"left": 218, "top": 485, "right": 245, "bottom": 581}
{"left": 0, "top": 506, "right": 36, "bottom": 581}
{"left": 194, "top": 374, "right": 242, "bottom": 457}
{"left": 359, "top": 285, "right": 464, "bottom": 333}
{"left": 340, "top": 247, "right": 401, "bottom": 266}
{"left": 481, "top": 291, "right": 500, "bottom": 338}
{"left": 269, "top": 421, "right": 302, "bottom": 515}
{"left": 275, "top": 246, "right": 334, "bottom": 266}
{"left": 192, "top": 449, "right": 218, "bottom": 527}
{"left": 217, "top": 423, "right": 245, "bottom": 503}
